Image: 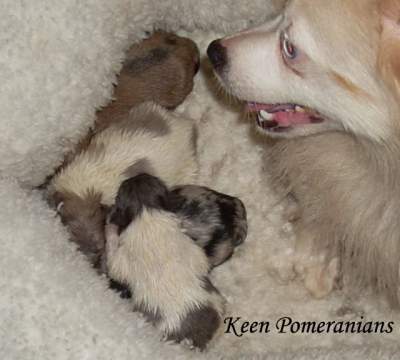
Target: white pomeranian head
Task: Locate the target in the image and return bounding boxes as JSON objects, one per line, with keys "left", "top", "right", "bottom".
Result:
{"left": 208, "top": 0, "right": 400, "bottom": 141}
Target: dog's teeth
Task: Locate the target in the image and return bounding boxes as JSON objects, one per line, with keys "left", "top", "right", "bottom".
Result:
{"left": 259, "top": 110, "right": 273, "bottom": 121}
{"left": 295, "top": 105, "right": 305, "bottom": 112}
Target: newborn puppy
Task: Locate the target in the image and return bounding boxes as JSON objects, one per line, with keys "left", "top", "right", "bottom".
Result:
{"left": 167, "top": 185, "right": 247, "bottom": 267}
{"left": 50, "top": 31, "right": 200, "bottom": 265}
{"left": 106, "top": 174, "right": 225, "bottom": 350}
{"left": 107, "top": 179, "right": 248, "bottom": 300}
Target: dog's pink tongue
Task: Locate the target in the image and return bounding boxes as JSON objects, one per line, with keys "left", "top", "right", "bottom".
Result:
{"left": 274, "top": 111, "right": 316, "bottom": 127}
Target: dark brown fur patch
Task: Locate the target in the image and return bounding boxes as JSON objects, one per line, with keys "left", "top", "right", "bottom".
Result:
{"left": 55, "top": 190, "right": 107, "bottom": 269}
{"left": 167, "top": 304, "right": 220, "bottom": 350}
{"left": 126, "top": 48, "right": 170, "bottom": 75}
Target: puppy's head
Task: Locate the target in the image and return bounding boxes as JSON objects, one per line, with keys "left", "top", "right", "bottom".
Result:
{"left": 108, "top": 174, "right": 170, "bottom": 235}
{"left": 119, "top": 31, "right": 200, "bottom": 109}
{"left": 208, "top": 0, "right": 400, "bottom": 141}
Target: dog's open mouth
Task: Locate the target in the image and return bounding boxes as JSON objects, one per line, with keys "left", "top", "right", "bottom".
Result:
{"left": 247, "top": 102, "right": 324, "bottom": 133}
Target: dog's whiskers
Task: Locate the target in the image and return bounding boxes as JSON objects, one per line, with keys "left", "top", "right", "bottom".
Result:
{"left": 212, "top": 73, "right": 239, "bottom": 107}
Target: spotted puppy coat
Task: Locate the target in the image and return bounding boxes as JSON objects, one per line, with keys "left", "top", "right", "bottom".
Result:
{"left": 167, "top": 185, "right": 247, "bottom": 267}
{"left": 105, "top": 174, "right": 226, "bottom": 350}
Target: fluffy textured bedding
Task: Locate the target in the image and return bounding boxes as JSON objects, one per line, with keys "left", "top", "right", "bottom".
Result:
{"left": 1, "top": 1, "right": 400, "bottom": 359}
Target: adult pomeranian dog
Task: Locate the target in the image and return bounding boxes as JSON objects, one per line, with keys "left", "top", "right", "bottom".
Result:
{"left": 207, "top": 0, "right": 400, "bottom": 307}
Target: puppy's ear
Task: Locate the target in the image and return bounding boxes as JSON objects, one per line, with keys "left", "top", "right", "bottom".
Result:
{"left": 108, "top": 203, "right": 136, "bottom": 235}
{"left": 378, "top": 0, "right": 400, "bottom": 94}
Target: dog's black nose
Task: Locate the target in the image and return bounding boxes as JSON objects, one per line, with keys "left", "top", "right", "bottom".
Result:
{"left": 207, "top": 40, "right": 227, "bottom": 70}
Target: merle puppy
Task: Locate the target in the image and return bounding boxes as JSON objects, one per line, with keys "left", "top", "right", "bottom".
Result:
{"left": 168, "top": 184, "right": 247, "bottom": 267}
{"left": 107, "top": 174, "right": 248, "bottom": 287}
{"left": 110, "top": 175, "right": 247, "bottom": 298}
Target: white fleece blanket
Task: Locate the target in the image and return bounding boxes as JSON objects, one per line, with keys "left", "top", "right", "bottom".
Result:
{"left": 1, "top": 1, "right": 400, "bottom": 359}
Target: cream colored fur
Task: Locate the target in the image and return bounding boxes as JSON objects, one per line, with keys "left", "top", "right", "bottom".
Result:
{"left": 213, "top": 0, "right": 400, "bottom": 307}
{"left": 52, "top": 102, "right": 198, "bottom": 205}
{"left": 267, "top": 132, "right": 400, "bottom": 304}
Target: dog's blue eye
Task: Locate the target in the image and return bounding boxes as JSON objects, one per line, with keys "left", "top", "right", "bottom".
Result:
{"left": 281, "top": 32, "right": 297, "bottom": 60}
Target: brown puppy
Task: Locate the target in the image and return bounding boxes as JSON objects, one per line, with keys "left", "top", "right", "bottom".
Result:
{"left": 51, "top": 32, "right": 200, "bottom": 268}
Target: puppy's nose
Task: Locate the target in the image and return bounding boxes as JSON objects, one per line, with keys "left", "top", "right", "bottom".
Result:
{"left": 207, "top": 40, "right": 227, "bottom": 70}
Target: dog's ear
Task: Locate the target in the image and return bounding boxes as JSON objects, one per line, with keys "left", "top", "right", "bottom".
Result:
{"left": 378, "top": 0, "right": 400, "bottom": 94}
